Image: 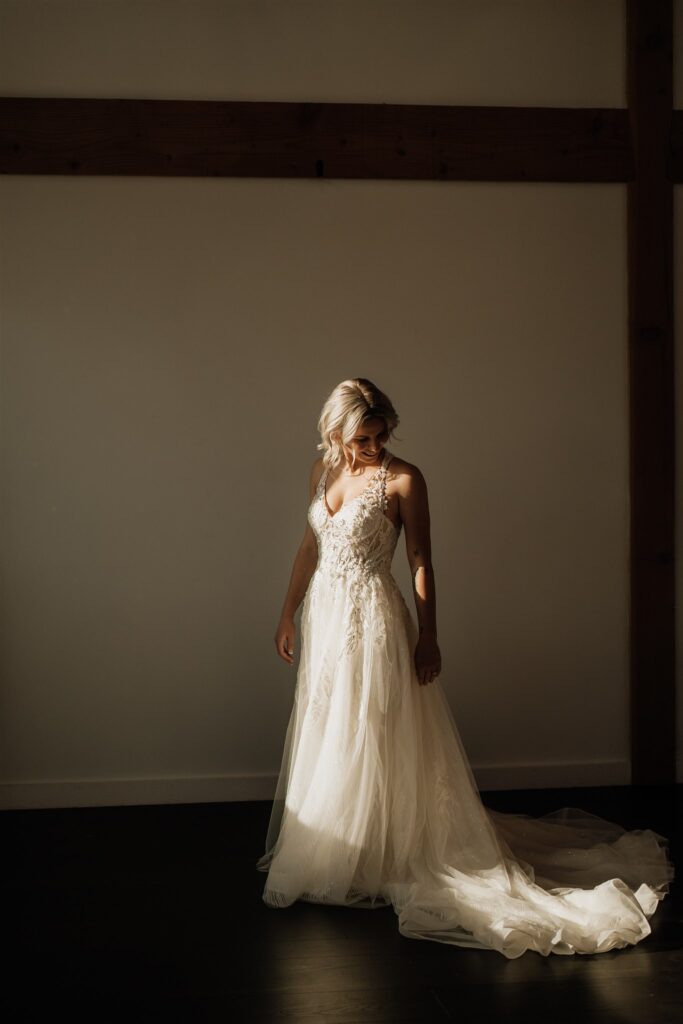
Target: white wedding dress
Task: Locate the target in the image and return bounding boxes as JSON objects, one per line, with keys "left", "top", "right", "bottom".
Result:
{"left": 256, "top": 448, "right": 674, "bottom": 958}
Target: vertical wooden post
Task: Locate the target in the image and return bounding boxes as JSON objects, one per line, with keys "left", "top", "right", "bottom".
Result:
{"left": 626, "top": 0, "right": 675, "bottom": 783}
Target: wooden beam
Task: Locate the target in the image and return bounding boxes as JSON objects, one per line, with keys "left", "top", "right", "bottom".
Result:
{"left": 0, "top": 96, "right": 634, "bottom": 182}
{"left": 626, "top": 0, "right": 675, "bottom": 784}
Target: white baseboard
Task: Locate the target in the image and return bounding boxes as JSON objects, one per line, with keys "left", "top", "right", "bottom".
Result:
{"left": 0, "top": 759, "right": 644, "bottom": 811}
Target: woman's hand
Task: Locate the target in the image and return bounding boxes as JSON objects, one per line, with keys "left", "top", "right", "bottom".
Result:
{"left": 414, "top": 633, "right": 441, "bottom": 686}
{"left": 275, "top": 616, "right": 296, "bottom": 666}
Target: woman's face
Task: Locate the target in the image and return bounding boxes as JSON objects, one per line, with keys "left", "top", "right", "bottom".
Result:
{"left": 341, "top": 417, "right": 388, "bottom": 467}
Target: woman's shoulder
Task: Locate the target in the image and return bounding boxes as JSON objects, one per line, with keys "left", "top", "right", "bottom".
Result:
{"left": 386, "top": 453, "right": 428, "bottom": 494}
{"left": 387, "top": 452, "right": 423, "bottom": 478}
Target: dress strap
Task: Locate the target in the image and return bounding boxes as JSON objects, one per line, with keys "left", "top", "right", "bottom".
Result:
{"left": 379, "top": 448, "right": 393, "bottom": 510}
{"left": 317, "top": 458, "right": 329, "bottom": 492}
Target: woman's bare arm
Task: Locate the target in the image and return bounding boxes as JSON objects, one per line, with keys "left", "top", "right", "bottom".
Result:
{"left": 397, "top": 462, "right": 442, "bottom": 684}
{"left": 399, "top": 464, "right": 436, "bottom": 636}
{"left": 274, "top": 459, "right": 322, "bottom": 664}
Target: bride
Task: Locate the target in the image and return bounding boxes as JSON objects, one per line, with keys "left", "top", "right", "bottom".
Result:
{"left": 256, "top": 377, "right": 674, "bottom": 958}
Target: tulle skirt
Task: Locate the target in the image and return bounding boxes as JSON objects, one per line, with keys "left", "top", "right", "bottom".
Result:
{"left": 257, "top": 570, "right": 674, "bottom": 959}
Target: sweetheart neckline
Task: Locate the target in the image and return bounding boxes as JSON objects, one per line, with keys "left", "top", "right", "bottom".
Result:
{"left": 318, "top": 489, "right": 401, "bottom": 534}
{"left": 317, "top": 449, "right": 400, "bottom": 533}
{"left": 322, "top": 448, "right": 395, "bottom": 516}
{"left": 322, "top": 474, "right": 381, "bottom": 520}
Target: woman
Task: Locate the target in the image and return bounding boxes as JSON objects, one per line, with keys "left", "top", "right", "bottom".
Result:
{"left": 256, "top": 377, "right": 673, "bottom": 958}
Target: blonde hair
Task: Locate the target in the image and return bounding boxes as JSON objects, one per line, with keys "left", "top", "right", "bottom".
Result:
{"left": 316, "top": 378, "right": 400, "bottom": 472}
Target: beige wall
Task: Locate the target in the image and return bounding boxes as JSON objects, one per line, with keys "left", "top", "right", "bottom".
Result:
{"left": 0, "top": 0, "right": 680, "bottom": 809}
{"left": 0, "top": 0, "right": 624, "bottom": 105}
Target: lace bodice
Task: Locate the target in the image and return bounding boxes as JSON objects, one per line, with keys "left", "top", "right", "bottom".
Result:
{"left": 308, "top": 448, "right": 401, "bottom": 585}
{"left": 304, "top": 448, "right": 405, "bottom": 655}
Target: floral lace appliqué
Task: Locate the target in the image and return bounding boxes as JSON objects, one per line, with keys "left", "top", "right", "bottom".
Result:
{"left": 306, "top": 451, "right": 400, "bottom": 655}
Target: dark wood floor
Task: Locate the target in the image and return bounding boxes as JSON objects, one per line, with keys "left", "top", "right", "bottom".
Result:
{"left": 4, "top": 784, "right": 682, "bottom": 1023}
